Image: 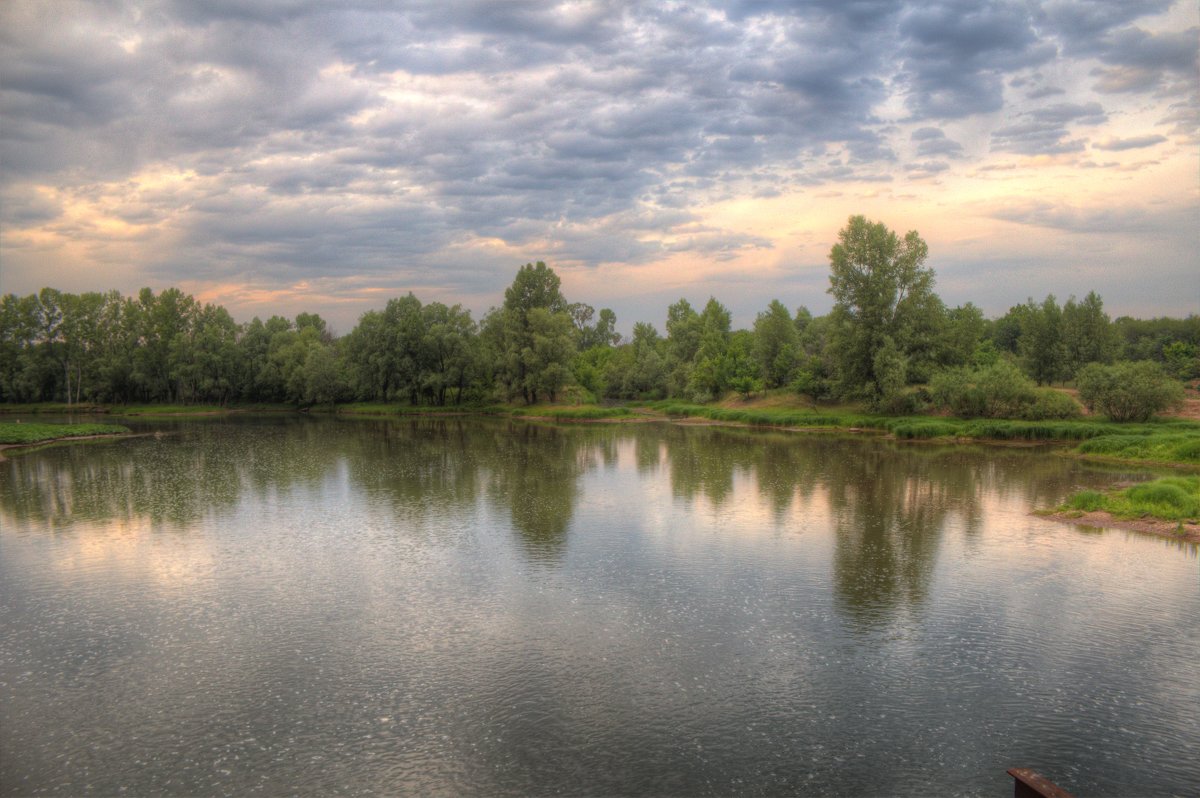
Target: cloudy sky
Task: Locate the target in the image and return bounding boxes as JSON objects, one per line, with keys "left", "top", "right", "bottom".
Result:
{"left": 1, "top": 0, "right": 1196, "bottom": 333}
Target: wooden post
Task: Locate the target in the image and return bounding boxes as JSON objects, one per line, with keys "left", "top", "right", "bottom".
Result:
{"left": 1008, "top": 768, "right": 1075, "bottom": 798}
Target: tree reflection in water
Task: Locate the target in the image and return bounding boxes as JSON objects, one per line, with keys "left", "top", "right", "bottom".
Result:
{"left": 2, "top": 416, "right": 1084, "bottom": 617}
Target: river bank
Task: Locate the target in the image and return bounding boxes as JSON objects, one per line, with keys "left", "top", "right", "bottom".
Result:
{"left": 4, "top": 399, "right": 1199, "bottom": 468}
{"left": 1039, "top": 510, "right": 1200, "bottom": 544}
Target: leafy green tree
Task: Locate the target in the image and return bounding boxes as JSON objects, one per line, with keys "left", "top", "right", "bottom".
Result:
{"left": 991, "top": 303, "right": 1028, "bottom": 355}
{"left": 1113, "top": 315, "right": 1200, "bottom": 363}
{"left": 522, "top": 308, "right": 574, "bottom": 402}
{"left": 491, "top": 262, "right": 574, "bottom": 403}
{"left": 1018, "top": 295, "right": 1067, "bottom": 385}
{"left": 726, "top": 330, "right": 764, "bottom": 398}
{"left": 568, "top": 304, "right": 620, "bottom": 350}
{"left": 826, "top": 215, "right": 939, "bottom": 404}
{"left": 419, "top": 302, "right": 478, "bottom": 405}
{"left": 96, "top": 292, "right": 141, "bottom": 403}
{"left": 300, "top": 343, "right": 346, "bottom": 406}
{"left": 599, "top": 322, "right": 666, "bottom": 399}
{"left": 572, "top": 345, "right": 614, "bottom": 399}
{"left": 0, "top": 293, "right": 45, "bottom": 402}
{"left": 871, "top": 337, "right": 908, "bottom": 409}
{"left": 1061, "top": 291, "right": 1114, "bottom": 377}
{"left": 687, "top": 298, "right": 732, "bottom": 400}
{"left": 753, "top": 300, "right": 799, "bottom": 388}
{"left": 939, "top": 302, "right": 986, "bottom": 368}
{"left": 171, "top": 303, "right": 241, "bottom": 404}
{"left": 1162, "top": 341, "right": 1199, "bottom": 381}
{"left": 664, "top": 298, "right": 701, "bottom": 397}
{"left": 594, "top": 308, "right": 619, "bottom": 348}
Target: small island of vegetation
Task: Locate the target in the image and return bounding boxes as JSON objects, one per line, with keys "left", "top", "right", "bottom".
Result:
{"left": 0, "top": 421, "right": 131, "bottom": 449}
{"left": 1045, "top": 476, "right": 1200, "bottom": 543}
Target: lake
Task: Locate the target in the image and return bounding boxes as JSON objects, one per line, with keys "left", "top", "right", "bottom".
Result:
{"left": 1, "top": 416, "right": 1197, "bottom": 796}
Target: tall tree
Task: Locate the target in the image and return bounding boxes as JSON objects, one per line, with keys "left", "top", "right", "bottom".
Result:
{"left": 664, "top": 298, "right": 701, "bottom": 397}
{"left": 826, "top": 215, "right": 938, "bottom": 403}
{"left": 753, "top": 299, "right": 799, "bottom": 388}
{"left": 1018, "top": 295, "right": 1067, "bottom": 385}
{"left": 492, "top": 262, "right": 574, "bottom": 403}
{"left": 687, "top": 298, "right": 732, "bottom": 400}
{"left": 1061, "top": 291, "right": 1114, "bottom": 377}
{"left": 419, "top": 302, "right": 478, "bottom": 405}
{"left": 939, "top": 302, "right": 986, "bottom": 368}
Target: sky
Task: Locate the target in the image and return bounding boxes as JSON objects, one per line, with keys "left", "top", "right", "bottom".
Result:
{"left": 1, "top": 0, "right": 1197, "bottom": 335}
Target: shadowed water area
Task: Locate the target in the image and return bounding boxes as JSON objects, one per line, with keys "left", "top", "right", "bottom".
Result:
{"left": 1, "top": 416, "right": 1198, "bottom": 796}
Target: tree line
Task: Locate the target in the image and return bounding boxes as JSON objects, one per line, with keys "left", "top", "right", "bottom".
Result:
{"left": 2, "top": 216, "right": 1197, "bottom": 410}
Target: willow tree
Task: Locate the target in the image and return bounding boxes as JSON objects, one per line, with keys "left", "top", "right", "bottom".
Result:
{"left": 826, "top": 215, "right": 941, "bottom": 404}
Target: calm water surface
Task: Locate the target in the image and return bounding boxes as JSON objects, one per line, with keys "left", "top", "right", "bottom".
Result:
{"left": 1, "top": 416, "right": 1197, "bottom": 796}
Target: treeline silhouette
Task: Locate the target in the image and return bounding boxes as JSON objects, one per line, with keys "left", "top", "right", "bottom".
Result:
{"left": 2, "top": 219, "right": 1196, "bottom": 408}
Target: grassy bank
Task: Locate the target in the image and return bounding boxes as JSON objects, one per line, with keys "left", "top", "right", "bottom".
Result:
{"left": 0, "top": 421, "right": 131, "bottom": 445}
{"left": 4, "top": 399, "right": 1198, "bottom": 466}
{"left": 646, "top": 400, "right": 1200, "bottom": 466}
{"left": 110, "top": 404, "right": 298, "bottom": 416}
{"left": 334, "top": 402, "right": 632, "bottom": 420}
{"left": 1065, "top": 476, "right": 1200, "bottom": 521}
{"left": 0, "top": 403, "right": 106, "bottom": 415}
{"left": 508, "top": 405, "right": 632, "bottom": 420}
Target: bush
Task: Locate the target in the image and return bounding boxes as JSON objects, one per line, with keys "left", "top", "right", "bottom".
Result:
{"left": 929, "top": 367, "right": 982, "bottom": 416}
{"left": 1019, "top": 389, "right": 1082, "bottom": 420}
{"left": 791, "top": 368, "right": 833, "bottom": 399}
{"left": 1076, "top": 361, "right": 1185, "bottom": 422}
{"left": 875, "top": 387, "right": 924, "bottom": 416}
{"left": 928, "top": 359, "right": 1036, "bottom": 418}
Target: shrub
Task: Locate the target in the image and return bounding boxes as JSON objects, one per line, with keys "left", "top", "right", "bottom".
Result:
{"left": 1076, "top": 361, "right": 1185, "bottom": 422}
{"left": 791, "top": 368, "right": 833, "bottom": 399}
{"left": 977, "top": 359, "right": 1037, "bottom": 417}
{"left": 928, "top": 359, "right": 1036, "bottom": 418}
{"left": 929, "top": 367, "right": 982, "bottom": 417}
{"left": 1019, "top": 389, "right": 1082, "bottom": 420}
{"left": 876, "top": 387, "right": 925, "bottom": 416}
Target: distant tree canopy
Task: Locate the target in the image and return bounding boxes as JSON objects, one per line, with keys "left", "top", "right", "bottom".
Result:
{"left": 3, "top": 220, "right": 1194, "bottom": 419}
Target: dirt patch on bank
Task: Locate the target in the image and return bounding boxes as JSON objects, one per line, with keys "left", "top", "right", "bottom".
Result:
{"left": 1041, "top": 509, "right": 1200, "bottom": 544}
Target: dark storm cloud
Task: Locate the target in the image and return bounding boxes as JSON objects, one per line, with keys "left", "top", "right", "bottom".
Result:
{"left": 0, "top": 0, "right": 1193, "bottom": 296}
{"left": 897, "top": 0, "right": 1057, "bottom": 119}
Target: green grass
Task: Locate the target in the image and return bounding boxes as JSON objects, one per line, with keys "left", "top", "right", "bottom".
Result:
{"left": 1062, "top": 476, "right": 1200, "bottom": 522}
{"left": 0, "top": 421, "right": 131, "bottom": 445}
{"left": 334, "top": 403, "right": 476, "bottom": 416}
{"left": 646, "top": 401, "right": 883, "bottom": 429}
{"left": 509, "top": 405, "right": 632, "bottom": 419}
{"left": 1074, "top": 433, "right": 1200, "bottom": 465}
{"left": 641, "top": 401, "right": 1200, "bottom": 466}
{"left": 110, "top": 404, "right": 231, "bottom": 416}
{"left": 0, "top": 403, "right": 105, "bottom": 415}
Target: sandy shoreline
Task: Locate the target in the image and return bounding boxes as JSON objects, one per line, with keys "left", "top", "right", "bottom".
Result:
{"left": 1040, "top": 510, "right": 1200, "bottom": 544}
